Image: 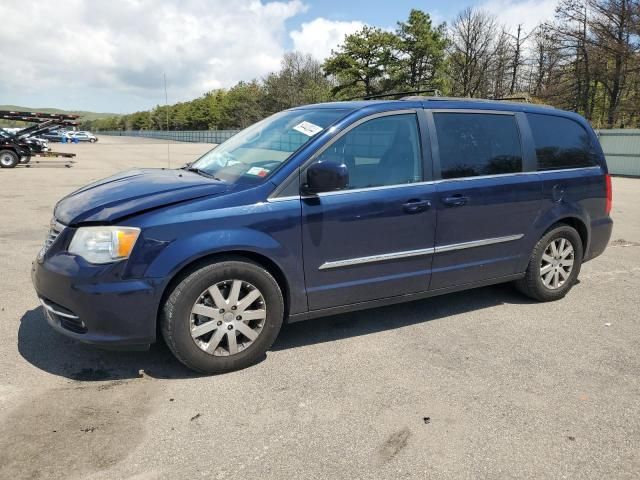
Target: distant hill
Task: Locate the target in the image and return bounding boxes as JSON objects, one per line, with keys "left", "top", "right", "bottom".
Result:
{"left": 0, "top": 105, "right": 121, "bottom": 126}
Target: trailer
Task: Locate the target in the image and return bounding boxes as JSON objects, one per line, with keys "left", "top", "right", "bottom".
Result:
{"left": 0, "top": 110, "right": 79, "bottom": 168}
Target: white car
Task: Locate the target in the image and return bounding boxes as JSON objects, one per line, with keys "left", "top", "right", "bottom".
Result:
{"left": 70, "top": 131, "right": 98, "bottom": 142}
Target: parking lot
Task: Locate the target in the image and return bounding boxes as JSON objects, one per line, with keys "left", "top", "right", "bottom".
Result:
{"left": 0, "top": 135, "right": 638, "bottom": 479}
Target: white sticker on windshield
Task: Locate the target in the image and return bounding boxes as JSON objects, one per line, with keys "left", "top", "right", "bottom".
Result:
{"left": 246, "top": 166, "right": 270, "bottom": 177}
{"left": 293, "top": 121, "right": 323, "bottom": 137}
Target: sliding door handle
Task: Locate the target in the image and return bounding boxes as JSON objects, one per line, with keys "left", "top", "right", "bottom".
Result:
{"left": 402, "top": 199, "right": 431, "bottom": 213}
{"left": 442, "top": 195, "right": 469, "bottom": 207}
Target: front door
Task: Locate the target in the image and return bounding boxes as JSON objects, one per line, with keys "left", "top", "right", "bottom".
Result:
{"left": 428, "top": 110, "right": 542, "bottom": 290}
{"left": 301, "top": 111, "right": 437, "bottom": 311}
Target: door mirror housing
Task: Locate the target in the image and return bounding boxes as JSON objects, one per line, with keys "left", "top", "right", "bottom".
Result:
{"left": 302, "top": 161, "right": 349, "bottom": 195}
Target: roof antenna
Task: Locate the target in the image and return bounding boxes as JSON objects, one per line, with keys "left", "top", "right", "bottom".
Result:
{"left": 164, "top": 72, "right": 170, "bottom": 169}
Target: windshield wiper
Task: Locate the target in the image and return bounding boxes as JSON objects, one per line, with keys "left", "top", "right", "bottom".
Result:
{"left": 183, "top": 166, "right": 223, "bottom": 181}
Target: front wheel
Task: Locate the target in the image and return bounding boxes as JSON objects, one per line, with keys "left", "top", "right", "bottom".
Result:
{"left": 516, "top": 224, "right": 583, "bottom": 302}
{"left": 0, "top": 150, "right": 19, "bottom": 168}
{"left": 161, "top": 259, "right": 284, "bottom": 374}
{"left": 20, "top": 155, "right": 31, "bottom": 164}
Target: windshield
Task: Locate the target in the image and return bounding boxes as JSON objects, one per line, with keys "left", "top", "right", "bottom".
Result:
{"left": 190, "top": 108, "right": 349, "bottom": 184}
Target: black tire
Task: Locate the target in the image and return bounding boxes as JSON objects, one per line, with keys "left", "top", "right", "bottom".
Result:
{"left": 161, "top": 259, "right": 284, "bottom": 374}
{"left": 20, "top": 155, "right": 31, "bottom": 164}
{"left": 90, "top": 138, "right": 96, "bottom": 143}
{"left": 0, "top": 150, "right": 19, "bottom": 168}
{"left": 515, "top": 224, "right": 583, "bottom": 302}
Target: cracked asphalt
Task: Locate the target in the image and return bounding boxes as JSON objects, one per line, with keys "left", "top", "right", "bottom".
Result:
{"left": 0, "top": 136, "right": 638, "bottom": 479}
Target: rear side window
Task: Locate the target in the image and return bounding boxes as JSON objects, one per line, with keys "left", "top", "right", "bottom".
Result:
{"left": 433, "top": 112, "right": 523, "bottom": 179}
{"left": 527, "top": 113, "right": 599, "bottom": 170}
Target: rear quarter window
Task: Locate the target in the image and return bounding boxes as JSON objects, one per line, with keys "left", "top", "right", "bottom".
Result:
{"left": 527, "top": 113, "right": 599, "bottom": 170}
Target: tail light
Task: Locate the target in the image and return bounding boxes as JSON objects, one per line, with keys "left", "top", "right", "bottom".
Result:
{"left": 605, "top": 174, "right": 612, "bottom": 215}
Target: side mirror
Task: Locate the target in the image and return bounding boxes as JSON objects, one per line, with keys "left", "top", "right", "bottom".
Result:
{"left": 302, "top": 160, "right": 349, "bottom": 195}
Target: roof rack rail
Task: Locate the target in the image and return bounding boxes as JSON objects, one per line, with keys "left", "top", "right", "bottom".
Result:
{"left": 347, "top": 89, "right": 442, "bottom": 101}
{"left": 492, "top": 96, "right": 531, "bottom": 103}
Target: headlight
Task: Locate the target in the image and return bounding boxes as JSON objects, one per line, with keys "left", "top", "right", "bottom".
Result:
{"left": 68, "top": 226, "right": 140, "bottom": 264}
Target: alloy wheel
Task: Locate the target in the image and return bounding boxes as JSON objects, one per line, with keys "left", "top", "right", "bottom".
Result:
{"left": 540, "top": 237, "right": 574, "bottom": 290}
{"left": 190, "top": 279, "right": 266, "bottom": 356}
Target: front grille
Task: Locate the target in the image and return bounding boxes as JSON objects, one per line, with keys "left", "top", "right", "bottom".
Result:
{"left": 38, "top": 219, "right": 65, "bottom": 260}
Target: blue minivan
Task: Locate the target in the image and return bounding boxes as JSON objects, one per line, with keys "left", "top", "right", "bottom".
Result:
{"left": 32, "top": 97, "right": 613, "bottom": 373}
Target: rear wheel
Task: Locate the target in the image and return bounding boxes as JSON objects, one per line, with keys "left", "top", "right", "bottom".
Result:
{"left": 161, "top": 259, "right": 284, "bottom": 374}
{"left": 516, "top": 224, "right": 583, "bottom": 301}
{"left": 20, "top": 155, "right": 31, "bottom": 164}
{"left": 90, "top": 138, "right": 96, "bottom": 143}
{"left": 0, "top": 150, "right": 19, "bottom": 168}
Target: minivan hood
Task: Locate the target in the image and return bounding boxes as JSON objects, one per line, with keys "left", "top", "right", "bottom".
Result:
{"left": 55, "top": 168, "right": 230, "bottom": 225}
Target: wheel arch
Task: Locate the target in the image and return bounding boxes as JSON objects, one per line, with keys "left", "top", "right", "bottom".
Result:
{"left": 555, "top": 217, "right": 588, "bottom": 252}
{"left": 545, "top": 216, "right": 589, "bottom": 254}
{"left": 156, "top": 249, "right": 292, "bottom": 331}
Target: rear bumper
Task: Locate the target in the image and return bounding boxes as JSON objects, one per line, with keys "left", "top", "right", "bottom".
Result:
{"left": 31, "top": 256, "right": 163, "bottom": 348}
{"left": 585, "top": 216, "right": 613, "bottom": 261}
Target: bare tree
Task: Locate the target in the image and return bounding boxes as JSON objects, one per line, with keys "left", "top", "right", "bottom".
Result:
{"left": 491, "top": 30, "right": 512, "bottom": 97}
{"left": 589, "top": 0, "right": 639, "bottom": 126}
{"left": 507, "top": 24, "right": 532, "bottom": 94}
{"left": 448, "top": 8, "right": 499, "bottom": 97}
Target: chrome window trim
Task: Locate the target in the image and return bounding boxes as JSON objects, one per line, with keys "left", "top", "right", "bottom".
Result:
{"left": 318, "top": 234, "right": 524, "bottom": 270}
{"left": 313, "top": 180, "right": 435, "bottom": 198}
{"left": 536, "top": 165, "right": 601, "bottom": 174}
{"left": 267, "top": 195, "right": 301, "bottom": 203}
{"left": 267, "top": 165, "right": 603, "bottom": 202}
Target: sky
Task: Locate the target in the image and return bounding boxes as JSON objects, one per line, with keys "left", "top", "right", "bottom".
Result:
{"left": 0, "top": 0, "right": 558, "bottom": 113}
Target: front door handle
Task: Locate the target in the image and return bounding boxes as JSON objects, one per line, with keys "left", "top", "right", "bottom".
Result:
{"left": 402, "top": 199, "right": 431, "bottom": 213}
{"left": 442, "top": 195, "right": 469, "bottom": 207}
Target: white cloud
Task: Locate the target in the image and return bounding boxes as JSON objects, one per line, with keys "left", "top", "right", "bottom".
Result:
{"left": 478, "top": 0, "right": 558, "bottom": 34}
{"left": 0, "top": 0, "right": 307, "bottom": 109}
{"left": 290, "top": 18, "right": 366, "bottom": 60}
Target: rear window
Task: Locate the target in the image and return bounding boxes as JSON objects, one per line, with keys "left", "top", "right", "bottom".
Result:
{"left": 527, "top": 113, "right": 599, "bottom": 170}
{"left": 433, "top": 112, "right": 523, "bottom": 179}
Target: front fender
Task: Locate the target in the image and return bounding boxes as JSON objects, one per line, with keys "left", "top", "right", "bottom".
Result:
{"left": 146, "top": 227, "right": 285, "bottom": 278}
{"left": 142, "top": 202, "right": 307, "bottom": 314}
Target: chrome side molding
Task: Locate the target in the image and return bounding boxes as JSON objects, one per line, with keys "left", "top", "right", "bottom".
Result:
{"left": 319, "top": 247, "right": 435, "bottom": 270}
{"left": 434, "top": 234, "right": 524, "bottom": 253}
{"left": 318, "top": 234, "right": 524, "bottom": 270}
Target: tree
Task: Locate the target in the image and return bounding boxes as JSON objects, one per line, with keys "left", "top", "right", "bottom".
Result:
{"left": 264, "top": 52, "right": 333, "bottom": 112}
{"left": 323, "top": 26, "right": 398, "bottom": 98}
{"left": 507, "top": 24, "right": 532, "bottom": 94}
{"left": 220, "top": 81, "right": 267, "bottom": 129}
{"left": 589, "top": 0, "right": 639, "bottom": 126}
{"left": 393, "top": 9, "right": 448, "bottom": 92}
{"left": 448, "top": 8, "right": 500, "bottom": 97}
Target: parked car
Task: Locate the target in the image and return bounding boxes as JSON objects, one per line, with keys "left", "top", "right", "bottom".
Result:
{"left": 32, "top": 97, "right": 613, "bottom": 373}
{"left": 69, "top": 131, "right": 97, "bottom": 142}
{"left": 41, "top": 131, "right": 64, "bottom": 142}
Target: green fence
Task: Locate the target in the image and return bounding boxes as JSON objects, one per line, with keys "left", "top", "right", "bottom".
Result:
{"left": 596, "top": 129, "right": 640, "bottom": 177}
{"left": 99, "top": 128, "right": 640, "bottom": 177}
{"left": 98, "top": 130, "right": 240, "bottom": 144}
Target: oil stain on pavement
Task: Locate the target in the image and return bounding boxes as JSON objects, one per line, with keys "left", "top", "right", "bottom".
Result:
{"left": 0, "top": 376, "right": 159, "bottom": 480}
